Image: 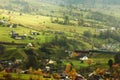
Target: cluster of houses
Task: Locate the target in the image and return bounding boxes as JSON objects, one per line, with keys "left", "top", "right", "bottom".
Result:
{"left": 0, "top": 59, "right": 22, "bottom": 73}
{"left": 10, "top": 30, "right": 27, "bottom": 40}
{"left": 0, "top": 17, "right": 7, "bottom": 25}
{"left": 9, "top": 29, "right": 65, "bottom": 40}
{"left": 0, "top": 19, "right": 6, "bottom": 25}
{"left": 10, "top": 30, "right": 40, "bottom": 40}
{"left": 0, "top": 17, "right": 39, "bottom": 40}
{"left": 0, "top": 17, "right": 19, "bottom": 29}
{"left": 95, "top": 27, "right": 119, "bottom": 32}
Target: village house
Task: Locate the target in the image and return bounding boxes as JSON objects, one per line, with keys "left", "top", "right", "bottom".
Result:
{"left": 14, "top": 36, "right": 26, "bottom": 40}
{"left": 95, "top": 27, "right": 117, "bottom": 33}
{"left": 95, "top": 29, "right": 108, "bottom": 32}
{"left": 10, "top": 31, "right": 26, "bottom": 40}
{"left": 31, "top": 32, "right": 40, "bottom": 35}
{"left": 0, "top": 19, "right": 7, "bottom": 25}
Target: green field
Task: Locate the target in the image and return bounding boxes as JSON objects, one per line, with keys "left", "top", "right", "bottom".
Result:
{"left": 0, "top": 9, "right": 95, "bottom": 44}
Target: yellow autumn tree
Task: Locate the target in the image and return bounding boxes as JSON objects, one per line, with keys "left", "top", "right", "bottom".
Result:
{"left": 112, "top": 64, "right": 119, "bottom": 69}
{"left": 34, "top": 68, "right": 42, "bottom": 75}
{"left": 68, "top": 68, "right": 77, "bottom": 80}
{"left": 72, "top": 52, "right": 80, "bottom": 57}
{"left": 1, "top": 70, "right": 7, "bottom": 74}
{"left": 86, "top": 59, "right": 93, "bottom": 66}
{"left": 64, "top": 63, "right": 71, "bottom": 74}
{"left": 52, "top": 73, "right": 61, "bottom": 79}
{"left": 93, "top": 67, "right": 100, "bottom": 75}
{"left": 29, "top": 67, "right": 33, "bottom": 74}
{"left": 99, "top": 69, "right": 105, "bottom": 75}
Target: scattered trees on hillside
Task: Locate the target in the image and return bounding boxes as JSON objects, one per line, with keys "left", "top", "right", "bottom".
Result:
{"left": 114, "top": 52, "right": 120, "bottom": 64}
{"left": 78, "top": 19, "right": 84, "bottom": 26}
{"left": 108, "top": 59, "right": 113, "bottom": 68}
{"left": 87, "top": 11, "right": 120, "bottom": 27}
{"left": 0, "top": 44, "right": 5, "bottom": 54}
{"left": 64, "top": 15, "right": 70, "bottom": 25}
{"left": 40, "top": 36, "right": 68, "bottom": 60}
{"left": 50, "top": 16, "right": 54, "bottom": 23}
{"left": 83, "top": 30, "right": 92, "bottom": 38}
{"left": 24, "top": 48, "right": 38, "bottom": 69}
{"left": 98, "top": 30, "right": 120, "bottom": 42}
{"left": 51, "top": 15, "right": 71, "bottom": 25}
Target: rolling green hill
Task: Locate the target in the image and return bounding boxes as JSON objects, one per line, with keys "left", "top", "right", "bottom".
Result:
{"left": 0, "top": 0, "right": 119, "bottom": 61}
{"left": 0, "top": 0, "right": 120, "bottom": 28}
{"left": 0, "top": 0, "right": 120, "bottom": 73}
{"left": 0, "top": 9, "right": 119, "bottom": 61}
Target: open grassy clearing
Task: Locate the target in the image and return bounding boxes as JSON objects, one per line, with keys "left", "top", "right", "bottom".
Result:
{"left": 0, "top": 28, "right": 55, "bottom": 44}
{"left": 64, "top": 57, "right": 114, "bottom": 70}
{"left": 0, "top": 26, "right": 55, "bottom": 44}
{"left": 0, "top": 26, "right": 33, "bottom": 43}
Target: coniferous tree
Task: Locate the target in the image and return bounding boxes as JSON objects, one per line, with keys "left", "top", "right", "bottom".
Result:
{"left": 108, "top": 59, "right": 113, "bottom": 68}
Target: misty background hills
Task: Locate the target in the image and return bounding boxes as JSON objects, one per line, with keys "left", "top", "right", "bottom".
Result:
{"left": 0, "top": 0, "right": 120, "bottom": 15}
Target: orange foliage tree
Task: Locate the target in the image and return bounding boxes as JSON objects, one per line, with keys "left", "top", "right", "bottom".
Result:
{"left": 68, "top": 68, "right": 77, "bottom": 80}
{"left": 86, "top": 59, "right": 93, "bottom": 66}
{"left": 64, "top": 63, "right": 72, "bottom": 74}
{"left": 29, "top": 67, "right": 33, "bottom": 74}
{"left": 33, "top": 68, "right": 42, "bottom": 75}
{"left": 52, "top": 73, "right": 61, "bottom": 79}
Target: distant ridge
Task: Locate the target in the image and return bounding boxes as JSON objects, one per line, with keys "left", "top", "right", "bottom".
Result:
{"left": 0, "top": 0, "right": 120, "bottom": 14}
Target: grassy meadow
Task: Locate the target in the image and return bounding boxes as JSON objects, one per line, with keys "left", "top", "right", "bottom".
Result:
{"left": 0, "top": 9, "right": 95, "bottom": 44}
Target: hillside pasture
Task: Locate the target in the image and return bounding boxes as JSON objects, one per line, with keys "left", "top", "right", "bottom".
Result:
{"left": 0, "top": 9, "right": 94, "bottom": 33}
{"left": 0, "top": 9, "right": 95, "bottom": 44}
